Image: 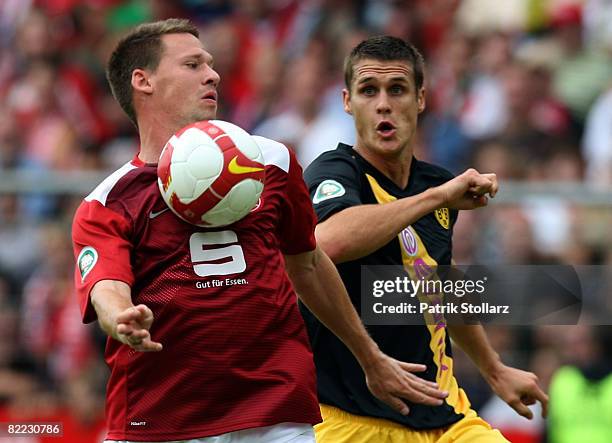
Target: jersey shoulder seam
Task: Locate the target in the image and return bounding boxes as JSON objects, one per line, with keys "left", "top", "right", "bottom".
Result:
{"left": 85, "top": 161, "right": 139, "bottom": 206}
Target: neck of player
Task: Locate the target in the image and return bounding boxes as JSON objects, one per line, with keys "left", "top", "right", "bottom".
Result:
{"left": 136, "top": 115, "right": 182, "bottom": 164}
{"left": 356, "top": 144, "right": 413, "bottom": 189}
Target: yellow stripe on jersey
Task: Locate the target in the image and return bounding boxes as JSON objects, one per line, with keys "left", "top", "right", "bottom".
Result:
{"left": 365, "top": 174, "right": 470, "bottom": 416}
{"left": 365, "top": 174, "right": 397, "bottom": 205}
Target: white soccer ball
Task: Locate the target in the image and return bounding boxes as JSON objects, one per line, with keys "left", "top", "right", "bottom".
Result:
{"left": 157, "top": 120, "right": 265, "bottom": 227}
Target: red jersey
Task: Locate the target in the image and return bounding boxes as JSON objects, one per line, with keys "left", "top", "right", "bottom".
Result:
{"left": 72, "top": 136, "right": 321, "bottom": 441}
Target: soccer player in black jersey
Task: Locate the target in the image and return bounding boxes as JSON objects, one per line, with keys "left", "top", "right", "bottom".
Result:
{"left": 302, "top": 36, "right": 548, "bottom": 443}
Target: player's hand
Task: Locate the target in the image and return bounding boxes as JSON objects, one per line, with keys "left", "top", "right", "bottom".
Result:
{"left": 439, "top": 169, "right": 499, "bottom": 210}
{"left": 363, "top": 352, "right": 448, "bottom": 415}
{"left": 115, "top": 304, "right": 163, "bottom": 352}
{"left": 485, "top": 363, "right": 548, "bottom": 419}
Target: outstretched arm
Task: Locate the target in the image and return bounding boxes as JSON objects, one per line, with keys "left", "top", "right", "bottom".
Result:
{"left": 90, "top": 280, "right": 163, "bottom": 352}
{"left": 447, "top": 324, "right": 548, "bottom": 419}
{"left": 285, "top": 245, "right": 448, "bottom": 415}
{"left": 317, "top": 169, "right": 498, "bottom": 263}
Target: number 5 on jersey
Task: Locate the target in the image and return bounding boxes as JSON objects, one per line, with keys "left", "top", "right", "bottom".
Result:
{"left": 189, "top": 231, "right": 246, "bottom": 277}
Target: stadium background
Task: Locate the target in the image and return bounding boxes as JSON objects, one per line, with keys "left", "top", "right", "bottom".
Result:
{"left": 1, "top": 0, "right": 611, "bottom": 441}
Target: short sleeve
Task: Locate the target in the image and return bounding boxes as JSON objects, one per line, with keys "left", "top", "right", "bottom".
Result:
{"left": 278, "top": 150, "right": 317, "bottom": 255}
{"left": 72, "top": 200, "right": 134, "bottom": 323}
{"left": 303, "top": 153, "right": 363, "bottom": 223}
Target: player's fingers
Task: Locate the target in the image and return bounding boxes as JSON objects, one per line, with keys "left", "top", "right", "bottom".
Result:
{"left": 130, "top": 329, "right": 150, "bottom": 340}
{"left": 396, "top": 364, "right": 442, "bottom": 390}
{"left": 120, "top": 326, "right": 145, "bottom": 343}
{"left": 397, "top": 362, "right": 427, "bottom": 373}
{"left": 509, "top": 398, "right": 533, "bottom": 420}
{"left": 403, "top": 387, "right": 445, "bottom": 406}
{"left": 461, "top": 168, "right": 481, "bottom": 178}
{"left": 408, "top": 379, "right": 448, "bottom": 402}
{"left": 541, "top": 395, "right": 549, "bottom": 418}
{"left": 116, "top": 306, "right": 142, "bottom": 324}
{"left": 529, "top": 385, "right": 549, "bottom": 418}
{"left": 426, "top": 381, "right": 440, "bottom": 389}
{"left": 476, "top": 195, "right": 488, "bottom": 206}
{"left": 383, "top": 395, "right": 410, "bottom": 416}
{"left": 126, "top": 328, "right": 146, "bottom": 343}
{"left": 413, "top": 383, "right": 448, "bottom": 401}
{"left": 468, "top": 173, "right": 492, "bottom": 185}
{"left": 482, "top": 173, "right": 499, "bottom": 197}
{"left": 397, "top": 377, "right": 446, "bottom": 405}
{"left": 126, "top": 329, "right": 162, "bottom": 352}
{"left": 420, "top": 379, "right": 440, "bottom": 389}
{"left": 135, "top": 338, "right": 163, "bottom": 352}
{"left": 521, "top": 395, "right": 536, "bottom": 406}
{"left": 116, "top": 323, "right": 134, "bottom": 336}
{"left": 128, "top": 336, "right": 143, "bottom": 346}
{"left": 117, "top": 320, "right": 150, "bottom": 336}
{"left": 400, "top": 371, "right": 442, "bottom": 389}
{"left": 467, "top": 175, "right": 493, "bottom": 193}
{"left": 135, "top": 304, "right": 153, "bottom": 320}
{"left": 466, "top": 194, "right": 488, "bottom": 208}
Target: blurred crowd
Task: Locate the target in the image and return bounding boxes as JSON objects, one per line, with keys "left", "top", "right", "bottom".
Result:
{"left": 1, "top": 0, "right": 611, "bottom": 442}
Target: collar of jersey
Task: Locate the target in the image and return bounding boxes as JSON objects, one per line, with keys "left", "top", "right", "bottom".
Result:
{"left": 337, "top": 143, "right": 420, "bottom": 194}
{"left": 131, "top": 153, "right": 157, "bottom": 168}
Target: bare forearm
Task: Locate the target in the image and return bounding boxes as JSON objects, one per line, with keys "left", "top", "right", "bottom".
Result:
{"left": 91, "top": 280, "right": 134, "bottom": 341}
{"left": 447, "top": 324, "right": 502, "bottom": 377}
{"left": 286, "top": 247, "right": 381, "bottom": 368}
{"left": 286, "top": 247, "right": 453, "bottom": 414}
{"left": 316, "top": 187, "right": 444, "bottom": 263}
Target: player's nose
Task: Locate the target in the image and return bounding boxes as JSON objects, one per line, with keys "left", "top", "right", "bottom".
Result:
{"left": 376, "top": 91, "right": 391, "bottom": 114}
{"left": 203, "top": 65, "right": 220, "bottom": 87}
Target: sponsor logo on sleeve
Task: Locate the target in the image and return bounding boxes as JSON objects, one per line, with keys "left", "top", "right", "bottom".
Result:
{"left": 434, "top": 208, "right": 450, "bottom": 230}
{"left": 313, "top": 179, "right": 346, "bottom": 204}
{"left": 77, "top": 246, "right": 98, "bottom": 282}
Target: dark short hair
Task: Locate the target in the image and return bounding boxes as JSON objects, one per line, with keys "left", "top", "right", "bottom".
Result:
{"left": 344, "top": 35, "right": 425, "bottom": 92}
{"left": 106, "top": 18, "right": 199, "bottom": 126}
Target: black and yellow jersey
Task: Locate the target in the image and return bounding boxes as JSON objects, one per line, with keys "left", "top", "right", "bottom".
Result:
{"left": 301, "top": 143, "right": 472, "bottom": 430}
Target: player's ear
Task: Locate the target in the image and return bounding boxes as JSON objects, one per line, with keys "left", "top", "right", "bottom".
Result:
{"left": 132, "top": 68, "right": 153, "bottom": 95}
{"left": 417, "top": 86, "right": 426, "bottom": 114}
{"left": 342, "top": 88, "right": 352, "bottom": 115}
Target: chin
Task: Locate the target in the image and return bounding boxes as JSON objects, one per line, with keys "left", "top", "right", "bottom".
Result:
{"left": 377, "top": 141, "right": 402, "bottom": 154}
{"left": 184, "top": 112, "right": 216, "bottom": 125}
{"left": 202, "top": 104, "right": 218, "bottom": 120}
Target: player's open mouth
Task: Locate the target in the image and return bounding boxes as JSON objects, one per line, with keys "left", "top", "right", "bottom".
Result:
{"left": 376, "top": 121, "right": 396, "bottom": 138}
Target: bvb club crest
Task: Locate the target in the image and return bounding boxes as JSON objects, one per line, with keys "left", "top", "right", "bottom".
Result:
{"left": 434, "top": 208, "right": 450, "bottom": 229}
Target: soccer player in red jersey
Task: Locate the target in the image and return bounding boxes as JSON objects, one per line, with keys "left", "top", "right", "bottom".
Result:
{"left": 71, "top": 19, "right": 449, "bottom": 443}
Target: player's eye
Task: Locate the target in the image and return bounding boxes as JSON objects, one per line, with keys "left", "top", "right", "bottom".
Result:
{"left": 185, "top": 62, "right": 199, "bottom": 69}
{"left": 360, "top": 86, "right": 376, "bottom": 96}
{"left": 390, "top": 85, "right": 404, "bottom": 94}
